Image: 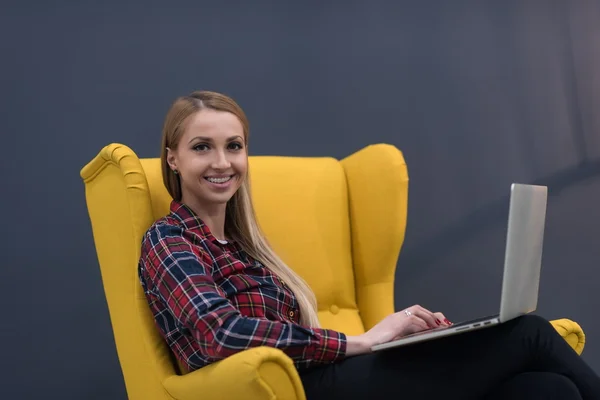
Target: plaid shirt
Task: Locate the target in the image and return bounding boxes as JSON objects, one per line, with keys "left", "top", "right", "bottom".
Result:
{"left": 138, "top": 200, "right": 347, "bottom": 372}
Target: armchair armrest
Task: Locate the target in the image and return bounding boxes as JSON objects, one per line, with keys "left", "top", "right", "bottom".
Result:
{"left": 550, "top": 318, "right": 586, "bottom": 355}
{"left": 163, "top": 346, "right": 306, "bottom": 400}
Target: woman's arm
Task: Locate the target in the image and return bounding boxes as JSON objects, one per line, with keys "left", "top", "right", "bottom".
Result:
{"left": 345, "top": 335, "right": 371, "bottom": 356}
{"left": 140, "top": 223, "right": 347, "bottom": 365}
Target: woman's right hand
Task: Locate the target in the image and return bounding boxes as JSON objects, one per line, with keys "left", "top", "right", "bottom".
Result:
{"left": 345, "top": 305, "right": 452, "bottom": 356}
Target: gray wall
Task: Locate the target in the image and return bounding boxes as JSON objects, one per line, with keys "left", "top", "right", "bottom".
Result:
{"left": 2, "top": 1, "right": 599, "bottom": 398}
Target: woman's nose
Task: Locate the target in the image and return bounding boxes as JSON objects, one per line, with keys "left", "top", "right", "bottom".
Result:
{"left": 211, "top": 150, "right": 231, "bottom": 169}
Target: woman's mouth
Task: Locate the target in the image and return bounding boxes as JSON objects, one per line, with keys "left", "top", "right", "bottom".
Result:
{"left": 204, "top": 175, "right": 235, "bottom": 187}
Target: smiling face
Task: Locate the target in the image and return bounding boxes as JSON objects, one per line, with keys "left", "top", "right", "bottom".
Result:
{"left": 166, "top": 109, "right": 248, "bottom": 213}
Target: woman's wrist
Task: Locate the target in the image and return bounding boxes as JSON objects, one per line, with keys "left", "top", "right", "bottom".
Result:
{"left": 345, "top": 334, "right": 372, "bottom": 356}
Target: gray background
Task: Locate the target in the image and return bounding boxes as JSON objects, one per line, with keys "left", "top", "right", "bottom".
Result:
{"left": 2, "top": 1, "right": 599, "bottom": 398}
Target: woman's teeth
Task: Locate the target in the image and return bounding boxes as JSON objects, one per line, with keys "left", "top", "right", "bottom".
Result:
{"left": 206, "top": 176, "right": 232, "bottom": 183}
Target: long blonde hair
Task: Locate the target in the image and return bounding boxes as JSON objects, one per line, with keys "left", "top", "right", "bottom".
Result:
{"left": 160, "top": 90, "right": 321, "bottom": 328}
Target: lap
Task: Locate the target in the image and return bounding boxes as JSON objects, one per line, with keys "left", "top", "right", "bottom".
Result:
{"left": 299, "top": 315, "right": 570, "bottom": 400}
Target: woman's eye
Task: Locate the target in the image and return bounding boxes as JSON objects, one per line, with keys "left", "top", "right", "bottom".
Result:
{"left": 193, "top": 143, "right": 209, "bottom": 151}
{"left": 229, "top": 142, "right": 243, "bottom": 150}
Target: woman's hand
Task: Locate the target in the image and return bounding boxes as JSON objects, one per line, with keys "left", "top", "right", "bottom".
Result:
{"left": 345, "top": 305, "right": 452, "bottom": 356}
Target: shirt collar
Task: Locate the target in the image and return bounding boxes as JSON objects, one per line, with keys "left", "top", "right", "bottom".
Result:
{"left": 169, "top": 200, "right": 225, "bottom": 245}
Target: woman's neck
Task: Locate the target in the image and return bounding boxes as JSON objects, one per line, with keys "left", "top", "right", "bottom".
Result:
{"left": 183, "top": 197, "right": 228, "bottom": 240}
{"left": 200, "top": 212, "right": 227, "bottom": 241}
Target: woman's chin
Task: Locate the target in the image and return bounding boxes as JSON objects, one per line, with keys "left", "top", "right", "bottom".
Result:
{"left": 199, "top": 192, "right": 237, "bottom": 206}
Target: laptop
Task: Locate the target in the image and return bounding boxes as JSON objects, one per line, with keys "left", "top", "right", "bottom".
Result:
{"left": 371, "top": 183, "right": 548, "bottom": 352}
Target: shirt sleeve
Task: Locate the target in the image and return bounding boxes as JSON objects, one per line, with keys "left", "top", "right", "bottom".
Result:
{"left": 141, "top": 223, "right": 347, "bottom": 365}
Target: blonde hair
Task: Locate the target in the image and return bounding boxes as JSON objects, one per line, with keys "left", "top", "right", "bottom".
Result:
{"left": 160, "top": 90, "right": 321, "bottom": 328}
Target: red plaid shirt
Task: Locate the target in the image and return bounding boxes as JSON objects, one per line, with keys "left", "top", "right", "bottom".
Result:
{"left": 138, "top": 201, "right": 347, "bottom": 372}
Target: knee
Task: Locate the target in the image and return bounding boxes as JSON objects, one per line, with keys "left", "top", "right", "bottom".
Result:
{"left": 513, "top": 314, "right": 563, "bottom": 340}
{"left": 516, "top": 314, "right": 553, "bottom": 330}
{"left": 533, "top": 373, "right": 581, "bottom": 399}
{"left": 549, "top": 375, "right": 582, "bottom": 398}
{"left": 493, "top": 372, "right": 581, "bottom": 399}
{"left": 515, "top": 314, "right": 561, "bottom": 340}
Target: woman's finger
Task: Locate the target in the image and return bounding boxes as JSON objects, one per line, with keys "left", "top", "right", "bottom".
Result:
{"left": 410, "top": 305, "right": 439, "bottom": 328}
{"left": 405, "top": 314, "right": 429, "bottom": 333}
{"left": 433, "top": 311, "right": 453, "bottom": 326}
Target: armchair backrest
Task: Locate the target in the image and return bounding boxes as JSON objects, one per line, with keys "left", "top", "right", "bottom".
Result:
{"left": 80, "top": 143, "right": 408, "bottom": 400}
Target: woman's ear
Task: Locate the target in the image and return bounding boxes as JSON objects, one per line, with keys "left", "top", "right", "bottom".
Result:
{"left": 166, "top": 147, "right": 177, "bottom": 171}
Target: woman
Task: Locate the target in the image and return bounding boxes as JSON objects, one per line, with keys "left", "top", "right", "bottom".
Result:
{"left": 138, "top": 90, "right": 600, "bottom": 399}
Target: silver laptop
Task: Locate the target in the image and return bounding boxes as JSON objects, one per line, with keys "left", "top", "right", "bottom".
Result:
{"left": 372, "top": 183, "right": 548, "bottom": 352}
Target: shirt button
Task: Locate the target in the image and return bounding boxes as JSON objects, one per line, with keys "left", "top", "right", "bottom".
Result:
{"left": 288, "top": 310, "right": 295, "bottom": 318}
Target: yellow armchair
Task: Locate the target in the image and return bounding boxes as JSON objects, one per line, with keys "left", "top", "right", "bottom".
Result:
{"left": 80, "top": 143, "right": 585, "bottom": 400}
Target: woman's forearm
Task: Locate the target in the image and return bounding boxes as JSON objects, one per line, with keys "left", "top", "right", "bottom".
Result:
{"left": 345, "top": 334, "right": 372, "bottom": 356}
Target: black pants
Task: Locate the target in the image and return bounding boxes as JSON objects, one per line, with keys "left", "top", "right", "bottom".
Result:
{"left": 299, "top": 315, "right": 600, "bottom": 399}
